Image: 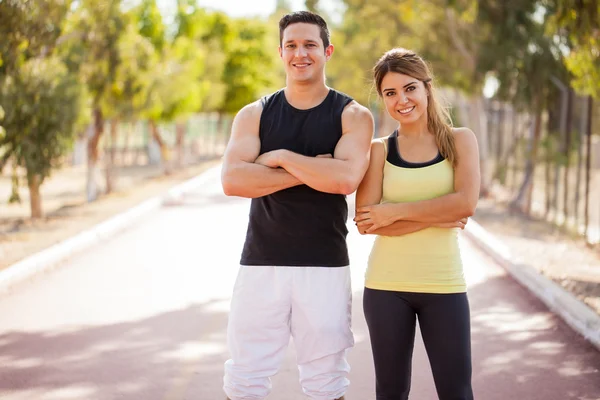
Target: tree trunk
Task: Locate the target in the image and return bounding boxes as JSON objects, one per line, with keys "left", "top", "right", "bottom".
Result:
{"left": 584, "top": 96, "right": 593, "bottom": 241}
{"left": 87, "top": 107, "right": 104, "bottom": 202}
{"left": 509, "top": 111, "right": 520, "bottom": 192}
{"left": 27, "top": 174, "right": 43, "bottom": 219}
{"left": 123, "top": 122, "right": 132, "bottom": 165}
{"left": 511, "top": 106, "right": 543, "bottom": 214}
{"left": 545, "top": 110, "right": 553, "bottom": 218}
{"left": 8, "top": 164, "right": 20, "bottom": 204}
{"left": 149, "top": 120, "right": 171, "bottom": 174}
{"left": 575, "top": 96, "right": 588, "bottom": 230}
{"left": 105, "top": 119, "right": 118, "bottom": 194}
{"left": 175, "top": 121, "right": 186, "bottom": 168}
{"left": 562, "top": 88, "right": 573, "bottom": 224}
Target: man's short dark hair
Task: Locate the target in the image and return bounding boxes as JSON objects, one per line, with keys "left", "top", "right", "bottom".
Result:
{"left": 279, "top": 11, "right": 330, "bottom": 49}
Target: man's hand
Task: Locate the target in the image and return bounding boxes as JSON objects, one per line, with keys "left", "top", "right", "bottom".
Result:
{"left": 255, "top": 151, "right": 332, "bottom": 169}
{"left": 255, "top": 150, "right": 286, "bottom": 168}
{"left": 433, "top": 218, "right": 468, "bottom": 229}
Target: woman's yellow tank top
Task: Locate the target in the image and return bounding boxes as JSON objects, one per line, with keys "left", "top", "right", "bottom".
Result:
{"left": 365, "top": 132, "right": 466, "bottom": 294}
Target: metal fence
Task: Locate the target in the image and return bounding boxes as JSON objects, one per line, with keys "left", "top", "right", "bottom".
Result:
{"left": 72, "top": 113, "right": 232, "bottom": 168}
{"left": 485, "top": 95, "right": 599, "bottom": 245}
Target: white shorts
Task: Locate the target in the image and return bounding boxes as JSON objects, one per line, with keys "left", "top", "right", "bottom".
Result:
{"left": 223, "top": 265, "right": 354, "bottom": 400}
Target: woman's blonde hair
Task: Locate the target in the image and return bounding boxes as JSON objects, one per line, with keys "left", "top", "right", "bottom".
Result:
{"left": 373, "top": 48, "right": 457, "bottom": 167}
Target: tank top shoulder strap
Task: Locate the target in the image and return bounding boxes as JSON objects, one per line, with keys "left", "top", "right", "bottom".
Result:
{"left": 386, "top": 130, "right": 398, "bottom": 163}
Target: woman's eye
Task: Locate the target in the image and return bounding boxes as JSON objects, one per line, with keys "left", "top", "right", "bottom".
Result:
{"left": 385, "top": 92, "right": 395, "bottom": 96}
{"left": 406, "top": 86, "right": 415, "bottom": 92}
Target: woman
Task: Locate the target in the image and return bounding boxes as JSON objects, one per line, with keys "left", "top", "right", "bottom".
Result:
{"left": 354, "top": 48, "right": 480, "bottom": 400}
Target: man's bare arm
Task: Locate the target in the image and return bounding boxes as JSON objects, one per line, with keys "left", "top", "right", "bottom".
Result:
{"left": 221, "top": 101, "right": 302, "bottom": 198}
{"left": 266, "top": 102, "right": 374, "bottom": 195}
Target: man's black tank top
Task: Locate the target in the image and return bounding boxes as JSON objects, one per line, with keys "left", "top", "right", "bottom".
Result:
{"left": 240, "top": 88, "right": 353, "bottom": 267}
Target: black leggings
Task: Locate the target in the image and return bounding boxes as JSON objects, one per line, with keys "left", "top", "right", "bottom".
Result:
{"left": 363, "top": 288, "right": 473, "bottom": 400}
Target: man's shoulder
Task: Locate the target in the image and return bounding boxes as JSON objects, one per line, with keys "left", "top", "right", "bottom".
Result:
{"left": 342, "top": 99, "right": 374, "bottom": 122}
{"left": 237, "top": 89, "right": 285, "bottom": 120}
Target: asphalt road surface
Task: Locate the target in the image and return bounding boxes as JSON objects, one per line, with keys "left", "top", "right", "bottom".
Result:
{"left": 1, "top": 166, "right": 599, "bottom": 400}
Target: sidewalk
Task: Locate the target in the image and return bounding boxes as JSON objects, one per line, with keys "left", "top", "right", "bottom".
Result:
{"left": 466, "top": 197, "right": 600, "bottom": 349}
{"left": 472, "top": 198, "right": 600, "bottom": 316}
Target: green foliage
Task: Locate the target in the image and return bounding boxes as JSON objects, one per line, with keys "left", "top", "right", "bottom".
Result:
{"left": 145, "top": 36, "right": 207, "bottom": 121}
{"left": 546, "top": 0, "right": 600, "bottom": 98}
{"left": 0, "top": 57, "right": 86, "bottom": 182}
{"left": 564, "top": 39, "right": 600, "bottom": 98}
{"left": 0, "top": 0, "right": 71, "bottom": 75}
{"left": 221, "top": 19, "right": 274, "bottom": 113}
{"left": 135, "top": 0, "right": 166, "bottom": 52}
{"left": 103, "top": 23, "right": 158, "bottom": 121}
{"left": 60, "top": 0, "right": 128, "bottom": 106}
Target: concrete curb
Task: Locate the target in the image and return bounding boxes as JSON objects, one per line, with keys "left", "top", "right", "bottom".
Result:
{"left": 464, "top": 219, "right": 600, "bottom": 352}
{"left": 0, "top": 165, "right": 222, "bottom": 295}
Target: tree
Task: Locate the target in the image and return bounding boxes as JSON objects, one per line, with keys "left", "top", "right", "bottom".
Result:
{"left": 221, "top": 19, "right": 274, "bottom": 114}
{"left": 102, "top": 22, "right": 158, "bottom": 189}
{"left": 546, "top": 0, "right": 599, "bottom": 98}
{"left": 0, "top": 57, "right": 86, "bottom": 218}
{"left": 60, "top": 0, "right": 128, "bottom": 201}
{"left": 0, "top": 0, "right": 82, "bottom": 217}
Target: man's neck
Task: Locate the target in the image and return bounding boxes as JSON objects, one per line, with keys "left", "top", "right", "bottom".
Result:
{"left": 284, "top": 79, "right": 330, "bottom": 110}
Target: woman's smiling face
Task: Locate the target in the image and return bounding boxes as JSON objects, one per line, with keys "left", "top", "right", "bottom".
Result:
{"left": 380, "top": 71, "right": 428, "bottom": 124}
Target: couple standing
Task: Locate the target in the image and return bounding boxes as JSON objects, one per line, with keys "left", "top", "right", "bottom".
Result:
{"left": 220, "top": 10, "right": 480, "bottom": 400}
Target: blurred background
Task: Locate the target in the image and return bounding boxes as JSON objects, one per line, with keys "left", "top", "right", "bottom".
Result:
{"left": 1, "top": 3, "right": 600, "bottom": 398}
{"left": 0, "top": 0, "right": 598, "bottom": 247}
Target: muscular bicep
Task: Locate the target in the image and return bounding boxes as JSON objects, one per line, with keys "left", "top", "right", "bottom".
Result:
{"left": 355, "top": 140, "right": 385, "bottom": 209}
{"left": 333, "top": 103, "right": 374, "bottom": 180}
{"left": 222, "top": 102, "right": 262, "bottom": 166}
{"left": 453, "top": 127, "right": 480, "bottom": 211}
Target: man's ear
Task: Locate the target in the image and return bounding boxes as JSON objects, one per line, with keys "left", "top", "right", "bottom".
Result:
{"left": 325, "top": 44, "right": 334, "bottom": 61}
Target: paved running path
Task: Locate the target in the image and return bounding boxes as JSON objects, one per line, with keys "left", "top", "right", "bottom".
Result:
{"left": 0, "top": 167, "right": 599, "bottom": 399}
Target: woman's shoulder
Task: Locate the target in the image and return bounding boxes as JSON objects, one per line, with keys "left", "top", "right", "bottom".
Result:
{"left": 450, "top": 127, "right": 478, "bottom": 150}
{"left": 451, "top": 126, "right": 476, "bottom": 140}
{"left": 369, "top": 135, "right": 390, "bottom": 162}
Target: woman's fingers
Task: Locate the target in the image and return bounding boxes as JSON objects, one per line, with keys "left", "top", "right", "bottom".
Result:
{"left": 356, "top": 219, "right": 371, "bottom": 227}
{"left": 353, "top": 212, "right": 370, "bottom": 222}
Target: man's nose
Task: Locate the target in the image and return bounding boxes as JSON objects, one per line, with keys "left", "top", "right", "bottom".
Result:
{"left": 295, "top": 46, "right": 308, "bottom": 57}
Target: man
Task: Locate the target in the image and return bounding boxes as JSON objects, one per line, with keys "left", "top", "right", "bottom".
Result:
{"left": 221, "top": 10, "right": 373, "bottom": 400}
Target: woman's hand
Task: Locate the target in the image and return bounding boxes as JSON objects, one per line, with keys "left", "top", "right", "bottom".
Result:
{"left": 433, "top": 218, "right": 468, "bottom": 229}
{"left": 354, "top": 203, "right": 399, "bottom": 233}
